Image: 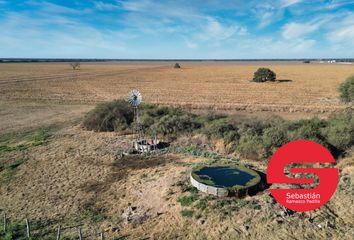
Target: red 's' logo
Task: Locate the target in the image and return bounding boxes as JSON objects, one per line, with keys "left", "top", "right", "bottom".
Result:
{"left": 267, "top": 140, "right": 338, "bottom": 212}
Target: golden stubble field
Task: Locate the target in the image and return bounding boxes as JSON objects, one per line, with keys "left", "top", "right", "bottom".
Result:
{"left": 0, "top": 61, "right": 353, "bottom": 113}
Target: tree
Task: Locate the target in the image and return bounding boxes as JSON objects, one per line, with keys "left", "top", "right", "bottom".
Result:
{"left": 70, "top": 62, "right": 80, "bottom": 70}
{"left": 252, "top": 68, "right": 276, "bottom": 82}
{"left": 339, "top": 75, "right": 354, "bottom": 103}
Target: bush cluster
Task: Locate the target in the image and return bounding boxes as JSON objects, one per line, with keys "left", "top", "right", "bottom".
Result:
{"left": 201, "top": 110, "right": 353, "bottom": 159}
{"left": 203, "top": 118, "right": 240, "bottom": 144}
{"left": 323, "top": 109, "right": 354, "bottom": 151}
{"left": 139, "top": 106, "right": 201, "bottom": 137}
{"left": 339, "top": 75, "right": 354, "bottom": 103}
{"left": 82, "top": 100, "right": 134, "bottom": 132}
{"left": 253, "top": 68, "right": 276, "bottom": 82}
{"left": 83, "top": 99, "right": 353, "bottom": 160}
{"left": 83, "top": 102, "right": 200, "bottom": 138}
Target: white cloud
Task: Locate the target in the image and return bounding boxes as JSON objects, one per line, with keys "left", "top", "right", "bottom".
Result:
{"left": 291, "top": 39, "right": 317, "bottom": 52}
{"left": 104, "top": 1, "right": 248, "bottom": 45}
{"left": 252, "top": 2, "right": 283, "bottom": 28}
{"left": 328, "top": 25, "right": 354, "bottom": 42}
{"left": 205, "top": 18, "right": 238, "bottom": 40}
{"left": 117, "top": 0, "right": 199, "bottom": 19}
{"left": 280, "top": 0, "right": 303, "bottom": 8}
{"left": 194, "top": 17, "right": 248, "bottom": 42}
{"left": 282, "top": 22, "right": 320, "bottom": 39}
{"left": 327, "top": 0, "right": 354, "bottom": 9}
{"left": 0, "top": 12, "right": 126, "bottom": 58}
{"left": 1, "top": 0, "right": 352, "bottom": 58}
{"left": 258, "top": 11, "right": 277, "bottom": 28}
{"left": 327, "top": 15, "right": 354, "bottom": 44}
{"left": 184, "top": 39, "right": 198, "bottom": 49}
{"left": 26, "top": 1, "right": 91, "bottom": 15}
{"left": 281, "top": 14, "right": 336, "bottom": 39}
{"left": 235, "top": 38, "right": 319, "bottom": 58}
{"left": 94, "top": 1, "right": 120, "bottom": 11}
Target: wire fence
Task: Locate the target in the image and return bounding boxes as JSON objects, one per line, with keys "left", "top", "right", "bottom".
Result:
{"left": 1, "top": 213, "right": 106, "bottom": 240}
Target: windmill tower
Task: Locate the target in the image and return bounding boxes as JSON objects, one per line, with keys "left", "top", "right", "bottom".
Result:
{"left": 127, "top": 89, "right": 143, "bottom": 144}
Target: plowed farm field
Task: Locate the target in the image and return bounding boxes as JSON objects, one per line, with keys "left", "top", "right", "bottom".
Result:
{"left": 1, "top": 61, "right": 353, "bottom": 113}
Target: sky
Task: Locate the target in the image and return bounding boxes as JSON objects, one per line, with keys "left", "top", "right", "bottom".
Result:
{"left": 0, "top": 0, "right": 354, "bottom": 59}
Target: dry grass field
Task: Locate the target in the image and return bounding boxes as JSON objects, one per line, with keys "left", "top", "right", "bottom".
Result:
{"left": 0, "top": 126, "right": 353, "bottom": 239}
{"left": 0, "top": 62, "right": 353, "bottom": 113}
{"left": 0, "top": 62, "right": 353, "bottom": 239}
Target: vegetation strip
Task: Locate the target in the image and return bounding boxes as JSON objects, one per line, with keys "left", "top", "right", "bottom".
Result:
{"left": 85, "top": 100, "right": 354, "bottom": 161}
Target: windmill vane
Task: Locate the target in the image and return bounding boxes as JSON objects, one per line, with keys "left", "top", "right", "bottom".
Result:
{"left": 127, "top": 89, "right": 142, "bottom": 107}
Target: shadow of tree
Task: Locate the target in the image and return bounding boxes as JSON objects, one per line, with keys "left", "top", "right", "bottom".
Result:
{"left": 277, "top": 79, "right": 293, "bottom": 83}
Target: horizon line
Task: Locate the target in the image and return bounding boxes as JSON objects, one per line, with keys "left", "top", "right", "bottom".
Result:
{"left": 1, "top": 58, "right": 354, "bottom": 63}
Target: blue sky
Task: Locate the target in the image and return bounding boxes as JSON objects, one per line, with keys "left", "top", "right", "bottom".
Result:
{"left": 0, "top": 0, "right": 354, "bottom": 58}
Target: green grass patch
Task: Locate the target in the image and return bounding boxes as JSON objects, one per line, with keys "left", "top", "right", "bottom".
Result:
{"left": 180, "top": 210, "right": 194, "bottom": 218}
{"left": 195, "top": 198, "right": 208, "bottom": 210}
{"left": 0, "top": 159, "right": 27, "bottom": 185}
{"left": 0, "top": 128, "right": 53, "bottom": 185}
{"left": 185, "top": 186, "right": 198, "bottom": 194}
{"left": 79, "top": 207, "right": 107, "bottom": 223}
{"left": 0, "top": 128, "right": 52, "bottom": 153}
{"left": 177, "top": 195, "right": 198, "bottom": 206}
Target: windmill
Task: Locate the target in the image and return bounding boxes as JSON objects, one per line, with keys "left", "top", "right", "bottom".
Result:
{"left": 127, "top": 89, "right": 144, "bottom": 145}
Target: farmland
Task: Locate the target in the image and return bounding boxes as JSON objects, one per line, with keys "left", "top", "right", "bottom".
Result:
{"left": 0, "top": 61, "right": 353, "bottom": 239}
{"left": 0, "top": 62, "right": 353, "bottom": 114}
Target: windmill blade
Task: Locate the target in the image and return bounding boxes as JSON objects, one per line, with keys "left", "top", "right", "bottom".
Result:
{"left": 127, "top": 89, "right": 142, "bottom": 107}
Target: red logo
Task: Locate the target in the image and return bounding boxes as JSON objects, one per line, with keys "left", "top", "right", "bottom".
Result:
{"left": 267, "top": 140, "right": 338, "bottom": 212}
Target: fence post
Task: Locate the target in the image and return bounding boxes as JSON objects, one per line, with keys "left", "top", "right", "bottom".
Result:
{"left": 3, "top": 213, "right": 6, "bottom": 232}
{"left": 78, "top": 228, "right": 82, "bottom": 240}
{"left": 56, "top": 225, "right": 61, "bottom": 240}
{"left": 25, "top": 218, "right": 30, "bottom": 238}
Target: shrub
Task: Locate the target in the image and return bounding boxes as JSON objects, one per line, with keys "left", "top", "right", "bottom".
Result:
{"left": 70, "top": 62, "right": 80, "bottom": 70}
{"left": 177, "top": 195, "right": 198, "bottom": 206}
{"left": 339, "top": 76, "right": 354, "bottom": 102}
{"left": 174, "top": 63, "right": 181, "bottom": 69}
{"left": 150, "top": 114, "right": 200, "bottom": 137}
{"left": 238, "top": 119, "right": 269, "bottom": 136}
{"left": 289, "top": 117, "right": 333, "bottom": 151}
{"left": 196, "top": 112, "right": 227, "bottom": 126}
{"left": 253, "top": 68, "right": 276, "bottom": 82}
{"left": 262, "top": 124, "right": 289, "bottom": 156}
{"left": 138, "top": 105, "right": 201, "bottom": 137}
{"left": 195, "top": 198, "right": 208, "bottom": 210}
{"left": 236, "top": 134, "right": 264, "bottom": 159}
{"left": 323, "top": 110, "right": 354, "bottom": 151}
{"left": 82, "top": 100, "right": 134, "bottom": 132}
{"left": 83, "top": 100, "right": 201, "bottom": 136}
{"left": 203, "top": 118, "right": 239, "bottom": 144}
